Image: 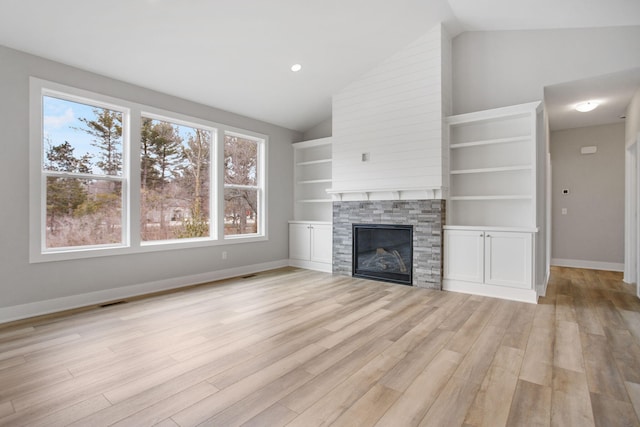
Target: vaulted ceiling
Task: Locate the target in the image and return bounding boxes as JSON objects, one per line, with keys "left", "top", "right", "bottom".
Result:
{"left": 0, "top": 0, "right": 639, "bottom": 132}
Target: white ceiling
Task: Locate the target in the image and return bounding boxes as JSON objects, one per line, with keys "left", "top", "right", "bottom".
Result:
{"left": 447, "top": 0, "right": 640, "bottom": 32}
{"left": 0, "top": 0, "right": 639, "bottom": 132}
{"left": 545, "top": 68, "right": 640, "bottom": 132}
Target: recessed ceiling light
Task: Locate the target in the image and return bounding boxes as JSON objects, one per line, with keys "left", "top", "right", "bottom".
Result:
{"left": 575, "top": 101, "right": 599, "bottom": 112}
{"left": 291, "top": 64, "right": 302, "bottom": 72}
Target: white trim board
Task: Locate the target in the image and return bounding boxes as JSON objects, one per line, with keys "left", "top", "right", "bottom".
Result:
{"left": 551, "top": 258, "right": 624, "bottom": 272}
{"left": 536, "top": 271, "right": 550, "bottom": 298}
{"left": 443, "top": 279, "right": 538, "bottom": 304}
{"left": 0, "top": 259, "right": 289, "bottom": 325}
{"left": 288, "top": 259, "right": 332, "bottom": 273}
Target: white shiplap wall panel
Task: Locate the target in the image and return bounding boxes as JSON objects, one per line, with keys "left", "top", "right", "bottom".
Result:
{"left": 334, "top": 64, "right": 442, "bottom": 105}
{"left": 333, "top": 154, "right": 443, "bottom": 170}
{"left": 336, "top": 41, "right": 441, "bottom": 93}
{"left": 335, "top": 119, "right": 443, "bottom": 141}
{"left": 336, "top": 142, "right": 444, "bottom": 158}
{"left": 334, "top": 96, "right": 443, "bottom": 128}
{"left": 332, "top": 24, "right": 448, "bottom": 195}
{"left": 335, "top": 92, "right": 442, "bottom": 121}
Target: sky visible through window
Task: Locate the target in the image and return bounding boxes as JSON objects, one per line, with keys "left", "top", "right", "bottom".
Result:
{"left": 43, "top": 96, "right": 97, "bottom": 169}
{"left": 43, "top": 96, "right": 201, "bottom": 174}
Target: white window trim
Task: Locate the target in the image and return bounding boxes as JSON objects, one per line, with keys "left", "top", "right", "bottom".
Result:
{"left": 223, "top": 130, "right": 267, "bottom": 240}
{"left": 30, "top": 78, "right": 268, "bottom": 263}
{"left": 139, "top": 110, "right": 219, "bottom": 244}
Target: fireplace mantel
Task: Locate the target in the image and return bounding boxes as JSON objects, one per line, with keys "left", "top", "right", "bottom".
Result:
{"left": 327, "top": 187, "right": 445, "bottom": 202}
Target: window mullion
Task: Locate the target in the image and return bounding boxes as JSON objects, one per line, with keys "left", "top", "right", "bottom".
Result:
{"left": 44, "top": 171, "right": 124, "bottom": 182}
{"left": 216, "top": 128, "right": 225, "bottom": 239}
{"left": 128, "top": 111, "right": 141, "bottom": 248}
{"left": 223, "top": 184, "right": 259, "bottom": 190}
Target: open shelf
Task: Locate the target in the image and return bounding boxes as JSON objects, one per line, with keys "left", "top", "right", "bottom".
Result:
{"left": 450, "top": 139, "right": 531, "bottom": 171}
{"left": 296, "top": 158, "right": 332, "bottom": 166}
{"left": 450, "top": 165, "right": 531, "bottom": 175}
{"left": 449, "top": 135, "right": 530, "bottom": 149}
{"left": 448, "top": 198, "right": 534, "bottom": 228}
{"left": 447, "top": 101, "right": 540, "bottom": 229}
{"left": 293, "top": 138, "right": 333, "bottom": 222}
{"left": 297, "top": 179, "right": 332, "bottom": 184}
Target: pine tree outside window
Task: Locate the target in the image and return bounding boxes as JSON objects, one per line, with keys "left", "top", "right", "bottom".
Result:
{"left": 41, "top": 95, "right": 127, "bottom": 249}
{"left": 140, "top": 116, "right": 214, "bottom": 242}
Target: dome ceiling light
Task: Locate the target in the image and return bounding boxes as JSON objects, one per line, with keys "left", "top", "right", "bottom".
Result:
{"left": 575, "top": 101, "right": 599, "bottom": 112}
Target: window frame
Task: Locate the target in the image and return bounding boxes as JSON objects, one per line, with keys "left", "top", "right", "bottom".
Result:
{"left": 223, "top": 130, "right": 267, "bottom": 240}
{"left": 30, "top": 78, "right": 268, "bottom": 263}
{"left": 138, "top": 110, "right": 218, "bottom": 245}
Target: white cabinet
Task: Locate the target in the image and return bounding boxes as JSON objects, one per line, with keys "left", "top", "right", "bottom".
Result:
{"left": 484, "top": 231, "right": 532, "bottom": 289}
{"left": 444, "top": 229, "right": 484, "bottom": 283}
{"left": 289, "top": 223, "right": 311, "bottom": 261}
{"left": 444, "top": 229, "right": 536, "bottom": 303}
{"left": 293, "top": 138, "right": 332, "bottom": 222}
{"left": 309, "top": 223, "right": 333, "bottom": 264}
{"left": 289, "top": 221, "right": 332, "bottom": 272}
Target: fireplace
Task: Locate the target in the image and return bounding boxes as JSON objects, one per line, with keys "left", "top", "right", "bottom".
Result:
{"left": 352, "top": 223, "right": 413, "bottom": 285}
{"left": 333, "top": 200, "right": 444, "bottom": 289}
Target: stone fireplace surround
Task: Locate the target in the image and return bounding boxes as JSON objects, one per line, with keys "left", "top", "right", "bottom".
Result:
{"left": 332, "top": 200, "right": 445, "bottom": 290}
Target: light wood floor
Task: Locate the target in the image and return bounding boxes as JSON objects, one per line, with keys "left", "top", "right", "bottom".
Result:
{"left": 0, "top": 267, "right": 639, "bottom": 426}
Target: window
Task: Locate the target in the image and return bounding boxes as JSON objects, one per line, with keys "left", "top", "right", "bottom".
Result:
{"left": 30, "top": 78, "right": 267, "bottom": 262}
{"left": 224, "top": 132, "right": 265, "bottom": 237}
{"left": 140, "top": 116, "right": 214, "bottom": 242}
{"left": 42, "top": 95, "right": 127, "bottom": 249}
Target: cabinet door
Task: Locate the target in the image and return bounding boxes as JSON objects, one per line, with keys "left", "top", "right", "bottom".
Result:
{"left": 310, "top": 223, "right": 332, "bottom": 264}
{"left": 289, "top": 223, "right": 311, "bottom": 261}
{"left": 484, "top": 232, "right": 532, "bottom": 289}
{"left": 444, "top": 230, "right": 484, "bottom": 283}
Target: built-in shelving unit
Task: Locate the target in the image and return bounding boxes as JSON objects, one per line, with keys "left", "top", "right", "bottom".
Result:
{"left": 290, "top": 137, "right": 333, "bottom": 273}
{"left": 293, "top": 137, "right": 333, "bottom": 222}
{"left": 444, "top": 101, "right": 544, "bottom": 303}
{"left": 447, "top": 102, "right": 541, "bottom": 229}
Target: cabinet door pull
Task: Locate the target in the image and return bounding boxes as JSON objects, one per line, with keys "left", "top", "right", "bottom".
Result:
{"left": 486, "top": 234, "right": 491, "bottom": 238}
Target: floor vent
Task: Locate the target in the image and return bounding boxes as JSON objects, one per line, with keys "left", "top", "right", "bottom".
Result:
{"left": 99, "top": 300, "right": 127, "bottom": 308}
{"left": 242, "top": 274, "right": 257, "bottom": 279}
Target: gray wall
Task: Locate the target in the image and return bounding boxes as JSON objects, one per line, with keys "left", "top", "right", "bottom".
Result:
{"left": 550, "top": 123, "right": 625, "bottom": 265}
{"left": 301, "top": 117, "right": 332, "bottom": 141}
{"left": 0, "top": 45, "right": 299, "bottom": 312}
{"left": 452, "top": 26, "right": 640, "bottom": 115}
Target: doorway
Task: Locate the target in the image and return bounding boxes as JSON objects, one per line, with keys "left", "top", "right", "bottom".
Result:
{"left": 544, "top": 69, "right": 640, "bottom": 277}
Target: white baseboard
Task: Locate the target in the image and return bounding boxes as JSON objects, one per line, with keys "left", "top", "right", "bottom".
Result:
{"left": 536, "top": 271, "right": 550, "bottom": 298}
{"left": 551, "top": 258, "right": 624, "bottom": 272}
{"left": 288, "top": 258, "right": 333, "bottom": 273}
{"left": 0, "top": 259, "right": 289, "bottom": 325}
{"left": 443, "top": 279, "right": 538, "bottom": 304}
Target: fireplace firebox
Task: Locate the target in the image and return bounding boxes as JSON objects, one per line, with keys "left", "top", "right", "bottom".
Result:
{"left": 352, "top": 223, "right": 413, "bottom": 285}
